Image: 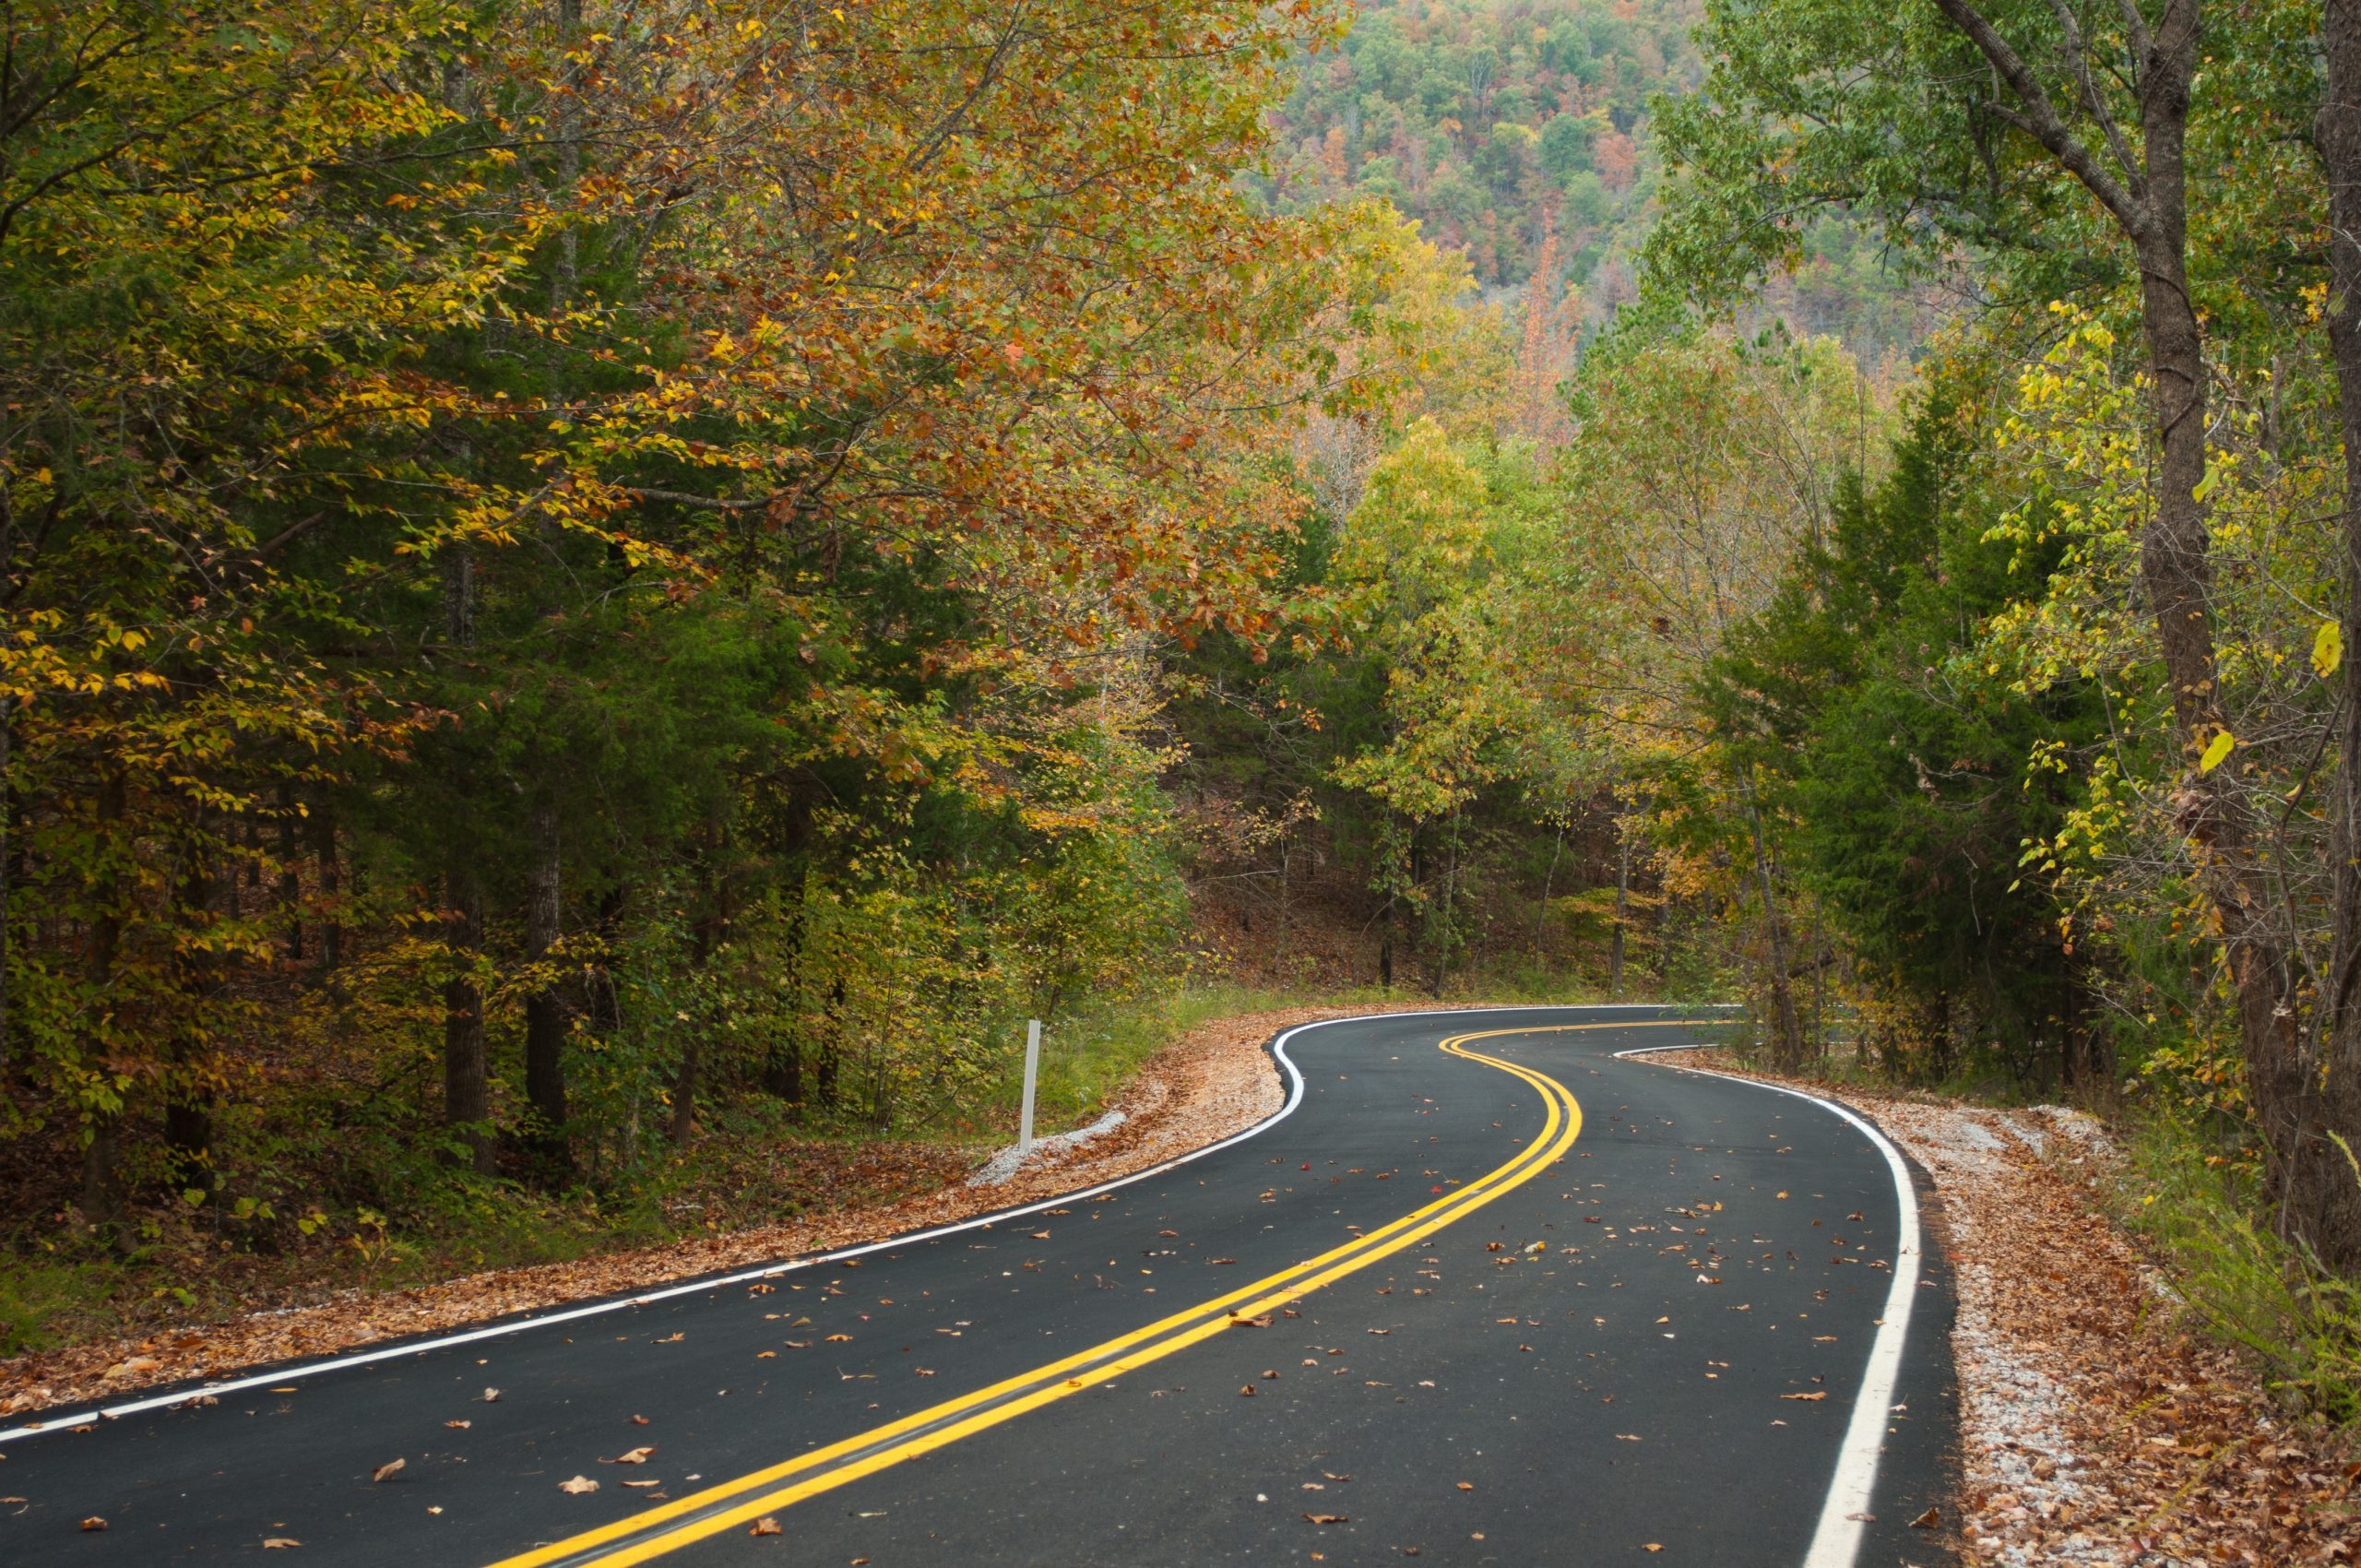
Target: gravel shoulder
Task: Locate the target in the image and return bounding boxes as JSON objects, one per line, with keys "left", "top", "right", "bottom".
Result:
{"left": 0, "top": 1001, "right": 1462, "bottom": 1423}
{"left": 1645, "top": 1046, "right": 2361, "bottom": 1566}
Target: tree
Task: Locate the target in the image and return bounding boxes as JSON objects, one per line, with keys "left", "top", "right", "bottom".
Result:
{"left": 1651, "top": 0, "right": 2356, "bottom": 1259}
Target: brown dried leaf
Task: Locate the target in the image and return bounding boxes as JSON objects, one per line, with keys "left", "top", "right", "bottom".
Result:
{"left": 749, "top": 1516, "right": 782, "bottom": 1537}
{"left": 558, "top": 1476, "right": 599, "bottom": 1495}
{"left": 372, "top": 1458, "right": 406, "bottom": 1483}
{"left": 602, "top": 1447, "right": 655, "bottom": 1465}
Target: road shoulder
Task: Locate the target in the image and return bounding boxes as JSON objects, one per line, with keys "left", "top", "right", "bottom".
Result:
{"left": 1634, "top": 1046, "right": 2361, "bottom": 1565}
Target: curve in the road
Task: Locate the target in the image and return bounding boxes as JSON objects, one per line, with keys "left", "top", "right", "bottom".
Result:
{"left": 488, "top": 1021, "right": 1650, "bottom": 1568}
{"left": 0, "top": 1005, "right": 1952, "bottom": 1568}
{"left": 1613, "top": 1043, "right": 1925, "bottom": 1568}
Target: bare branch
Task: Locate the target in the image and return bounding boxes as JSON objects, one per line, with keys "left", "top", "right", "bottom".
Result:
{"left": 1930, "top": 0, "right": 2152, "bottom": 242}
{"left": 2114, "top": 0, "right": 2153, "bottom": 92}
{"left": 2041, "top": 0, "right": 2144, "bottom": 191}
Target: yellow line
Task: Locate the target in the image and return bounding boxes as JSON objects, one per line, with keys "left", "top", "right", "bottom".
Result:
{"left": 486, "top": 1020, "right": 1702, "bottom": 1568}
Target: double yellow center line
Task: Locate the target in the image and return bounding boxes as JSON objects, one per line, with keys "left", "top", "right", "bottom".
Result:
{"left": 488, "top": 1022, "right": 1665, "bottom": 1568}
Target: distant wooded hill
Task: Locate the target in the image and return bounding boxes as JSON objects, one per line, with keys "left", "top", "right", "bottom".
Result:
{"left": 1267, "top": 0, "right": 1943, "bottom": 359}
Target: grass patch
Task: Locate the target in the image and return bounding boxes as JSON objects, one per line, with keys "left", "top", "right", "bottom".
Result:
{"left": 2115, "top": 1109, "right": 2361, "bottom": 1423}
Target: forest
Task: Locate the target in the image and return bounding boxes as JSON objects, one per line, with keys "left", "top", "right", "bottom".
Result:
{"left": 10, "top": 0, "right": 2361, "bottom": 1425}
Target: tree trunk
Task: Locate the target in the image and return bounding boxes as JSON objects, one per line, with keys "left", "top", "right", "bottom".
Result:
{"left": 1609, "top": 824, "right": 1630, "bottom": 999}
{"left": 275, "top": 781, "right": 303, "bottom": 963}
{"left": 2119, "top": 14, "right": 2305, "bottom": 1250}
{"left": 589, "top": 884, "right": 624, "bottom": 1038}
{"left": 815, "top": 976, "right": 845, "bottom": 1109}
{"left": 1735, "top": 763, "right": 1805, "bottom": 1065}
{"left": 764, "top": 899, "right": 806, "bottom": 1106}
{"left": 164, "top": 856, "right": 217, "bottom": 1182}
{"left": 2309, "top": 0, "right": 2361, "bottom": 1267}
{"left": 443, "top": 863, "right": 494, "bottom": 1175}
{"left": 80, "top": 769, "right": 127, "bottom": 1228}
{"left": 439, "top": 544, "right": 492, "bottom": 1174}
{"left": 311, "top": 799, "right": 342, "bottom": 980}
{"left": 523, "top": 790, "right": 570, "bottom": 1178}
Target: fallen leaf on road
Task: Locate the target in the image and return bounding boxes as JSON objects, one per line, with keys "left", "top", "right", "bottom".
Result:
{"left": 1303, "top": 1513, "right": 1347, "bottom": 1524}
{"left": 602, "top": 1447, "right": 655, "bottom": 1465}
{"left": 373, "top": 1458, "right": 406, "bottom": 1483}
{"left": 1029, "top": 1232, "right": 1050, "bottom": 1241}
{"left": 1209, "top": 1258, "right": 1238, "bottom": 1265}
{"left": 445, "top": 1420, "right": 471, "bottom": 1430}
{"left": 1781, "top": 1392, "right": 1828, "bottom": 1402}
{"left": 1643, "top": 1546, "right": 1663, "bottom": 1554}
{"left": 482, "top": 1388, "right": 501, "bottom": 1402}
{"left": 1911, "top": 1507, "right": 1940, "bottom": 1528}
{"left": 264, "top": 1538, "right": 301, "bottom": 1550}
{"left": 1231, "top": 1314, "right": 1272, "bottom": 1329}
{"left": 1456, "top": 1482, "right": 1473, "bottom": 1491}
{"left": 558, "top": 1476, "right": 599, "bottom": 1495}
{"left": 825, "top": 1335, "right": 853, "bottom": 1343}
{"left": 628, "top": 1415, "right": 649, "bottom": 1425}
{"left": 654, "top": 1333, "right": 684, "bottom": 1344}
{"left": 1240, "top": 1384, "right": 1257, "bottom": 1396}
{"left": 749, "top": 1517, "right": 781, "bottom": 1536}
{"left": 1367, "top": 1328, "right": 1390, "bottom": 1336}
{"left": 81, "top": 1517, "right": 107, "bottom": 1531}
{"left": 623, "top": 1479, "right": 662, "bottom": 1490}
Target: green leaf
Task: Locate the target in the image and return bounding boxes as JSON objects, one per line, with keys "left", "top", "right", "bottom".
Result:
{"left": 2199, "top": 730, "right": 2236, "bottom": 774}
{"left": 2314, "top": 622, "right": 2343, "bottom": 680}
{"left": 2192, "top": 464, "right": 2220, "bottom": 503}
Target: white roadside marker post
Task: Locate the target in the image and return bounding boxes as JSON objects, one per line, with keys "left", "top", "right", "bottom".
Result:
{"left": 1019, "top": 1018, "right": 1042, "bottom": 1156}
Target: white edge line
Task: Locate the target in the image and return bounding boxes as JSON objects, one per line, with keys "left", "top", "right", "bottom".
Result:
{"left": 0, "top": 1002, "right": 1712, "bottom": 1445}
{"left": 1611, "top": 1041, "right": 1923, "bottom": 1568}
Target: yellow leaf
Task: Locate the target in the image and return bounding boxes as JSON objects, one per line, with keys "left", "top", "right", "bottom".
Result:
{"left": 2199, "top": 731, "right": 2236, "bottom": 774}
{"left": 2315, "top": 622, "right": 2343, "bottom": 680}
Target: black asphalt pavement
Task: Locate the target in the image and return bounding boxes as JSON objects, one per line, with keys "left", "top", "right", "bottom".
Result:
{"left": 0, "top": 1006, "right": 1955, "bottom": 1565}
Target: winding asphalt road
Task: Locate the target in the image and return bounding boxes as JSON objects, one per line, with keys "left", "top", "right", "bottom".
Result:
{"left": 0, "top": 1006, "right": 1955, "bottom": 1565}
